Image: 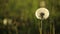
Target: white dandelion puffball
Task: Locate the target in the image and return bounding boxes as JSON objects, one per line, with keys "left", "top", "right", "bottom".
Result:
{"left": 40, "top": 1, "right": 45, "bottom": 7}
{"left": 35, "top": 8, "right": 49, "bottom": 20}
{"left": 8, "top": 19, "right": 12, "bottom": 25}
{"left": 3, "top": 18, "right": 8, "bottom": 25}
{"left": 3, "top": 18, "right": 12, "bottom": 25}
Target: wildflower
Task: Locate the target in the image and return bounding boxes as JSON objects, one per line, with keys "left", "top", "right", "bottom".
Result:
{"left": 35, "top": 8, "right": 49, "bottom": 20}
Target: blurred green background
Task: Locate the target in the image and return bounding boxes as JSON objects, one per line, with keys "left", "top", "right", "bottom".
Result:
{"left": 0, "top": 0, "right": 60, "bottom": 34}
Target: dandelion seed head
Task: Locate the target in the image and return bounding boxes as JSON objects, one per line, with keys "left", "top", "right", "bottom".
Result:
{"left": 35, "top": 8, "right": 49, "bottom": 20}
